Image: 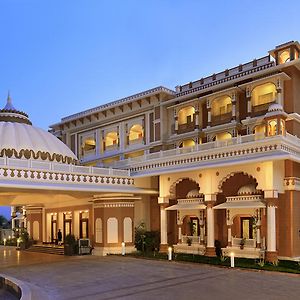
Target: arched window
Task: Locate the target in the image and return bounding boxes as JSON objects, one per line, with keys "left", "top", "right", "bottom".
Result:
{"left": 95, "top": 218, "right": 103, "bottom": 243}
{"left": 211, "top": 96, "right": 232, "bottom": 116}
{"left": 178, "top": 106, "right": 195, "bottom": 125}
{"left": 129, "top": 124, "right": 143, "bottom": 141}
{"left": 107, "top": 217, "right": 118, "bottom": 243}
{"left": 179, "top": 139, "right": 196, "bottom": 148}
{"left": 268, "top": 120, "right": 277, "bottom": 136}
{"left": 279, "top": 50, "right": 290, "bottom": 64}
{"left": 33, "top": 221, "right": 40, "bottom": 241}
{"left": 251, "top": 83, "right": 277, "bottom": 107}
{"left": 82, "top": 138, "right": 96, "bottom": 152}
{"left": 105, "top": 132, "right": 118, "bottom": 147}
{"left": 214, "top": 132, "right": 232, "bottom": 141}
{"left": 123, "top": 217, "right": 133, "bottom": 243}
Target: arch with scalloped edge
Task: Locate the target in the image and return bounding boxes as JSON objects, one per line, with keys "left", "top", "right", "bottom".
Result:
{"left": 169, "top": 177, "right": 199, "bottom": 199}
{"left": 218, "top": 172, "right": 258, "bottom": 193}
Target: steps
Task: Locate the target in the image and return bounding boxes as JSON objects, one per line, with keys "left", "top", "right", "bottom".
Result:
{"left": 24, "top": 245, "right": 65, "bottom": 255}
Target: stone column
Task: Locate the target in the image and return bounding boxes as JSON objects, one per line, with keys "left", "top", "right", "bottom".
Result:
{"left": 174, "top": 109, "right": 178, "bottom": 134}
{"left": 276, "top": 78, "right": 283, "bottom": 106}
{"left": 207, "top": 99, "right": 211, "bottom": 127}
{"left": 227, "top": 225, "right": 232, "bottom": 247}
{"left": 199, "top": 210, "right": 205, "bottom": 245}
{"left": 256, "top": 209, "right": 262, "bottom": 248}
{"left": 178, "top": 224, "right": 182, "bottom": 243}
{"left": 231, "top": 92, "right": 236, "bottom": 122}
{"left": 158, "top": 197, "right": 169, "bottom": 252}
{"left": 195, "top": 102, "right": 199, "bottom": 129}
{"left": 11, "top": 206, "right": 16, "bottom": 236}
{"left": 205, "top": 194, "right": 216, "bottom": 256}
{"left": 246, "top": 86, "right": 252, "bottom": 118}
{"left": 264, "top": 190, "right": 278, "bottom": 263}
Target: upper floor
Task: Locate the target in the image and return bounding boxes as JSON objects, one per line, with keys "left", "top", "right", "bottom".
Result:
{"left": 50, "top": 41, "right": 300, "bottom": 169}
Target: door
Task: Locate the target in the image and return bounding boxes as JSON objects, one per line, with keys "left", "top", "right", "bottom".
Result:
{"left": 241, "top": 217, "right": 254, "bottom": 239}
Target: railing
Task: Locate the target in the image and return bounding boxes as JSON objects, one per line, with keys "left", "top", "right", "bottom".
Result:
{"left": 232, "top": 237, "right": 256, "bottom": 248}
{"left": 182, "top": 235, "right": 201, "bottom": 244}
{"left": 0, "top": 157, "right": 130, "bottom": 177}
{"left": 211, "top": 112, "right": 232, "bottom": 126}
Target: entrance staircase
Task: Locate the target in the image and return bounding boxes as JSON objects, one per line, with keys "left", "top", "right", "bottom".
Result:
{"left": 24, "top": 245, "right": 64, "bottom": 255}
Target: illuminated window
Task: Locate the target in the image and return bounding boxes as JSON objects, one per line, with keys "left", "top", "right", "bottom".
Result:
{"left": 129, "top": 124, "right": 143, "bottom": 141}
{"left": 179, "top": 139, "right": 196, "bottom": 148}
{"left": 178, "top": 106, "right": 195, "bottom": 125}
{"left": 105, "top": 132, "right": 118, "bottom": 147}
{"left": 254, "top": 124, "right": 265, "bottom": 135}
{"left": 251, "top": 83, "right": 277, "bottom": 107}
{"left": 278, "top": 50, "right": 290, "bottom": 64}
{"left": 211, "top": 96, "right": 232, "bottom": 116}
{"left": 82, "top": 138, "right": 96, "bottom": 152}
{"left": 214, "top": 132, "right": 232, "bottom": 141}
{"left": 268, "top": 120, "right": 277, "bottom": 136}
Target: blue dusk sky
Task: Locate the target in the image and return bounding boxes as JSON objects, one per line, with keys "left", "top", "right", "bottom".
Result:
{"left": 0, "top": 0, "right": 300, "bottom": 219}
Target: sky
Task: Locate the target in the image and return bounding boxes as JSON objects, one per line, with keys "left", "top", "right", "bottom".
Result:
{"left": 0, "top": 0, "right": 300, "bottom": 219}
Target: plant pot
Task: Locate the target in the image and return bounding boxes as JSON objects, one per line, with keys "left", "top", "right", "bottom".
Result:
{"left": 240, "top": 245, "right": 244, "bottom": 250}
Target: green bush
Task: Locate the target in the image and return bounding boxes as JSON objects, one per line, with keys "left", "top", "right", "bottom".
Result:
{"left": 134, "top": 222, "right": 160, "bottom": 252}
{"left": 64, "top": 234, "right": 78, "bottom": 256}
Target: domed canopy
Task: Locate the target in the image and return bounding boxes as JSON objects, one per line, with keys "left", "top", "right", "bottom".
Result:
{"left": 186, "top": 189, "right": 202, "bottom": 198}
{"left": 237, "top": 184, "right": 258, "bottom": 195}
{"left": 0, "top": 95, "right": 77, "bottom": 164}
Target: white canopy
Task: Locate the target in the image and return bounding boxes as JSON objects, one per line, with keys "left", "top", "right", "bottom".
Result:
{"left": 166, "top": 203, "right": 206, "bottom": 211}
{"left": 213, "top": 201, "right": 265, "bottom": 209}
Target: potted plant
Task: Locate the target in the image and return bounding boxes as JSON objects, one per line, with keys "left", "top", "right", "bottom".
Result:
{"left": 187, "top": 237, "right": 192, "bottom": 246}
{"left": 240, "top": 238, "right": 246, "bottom": 250}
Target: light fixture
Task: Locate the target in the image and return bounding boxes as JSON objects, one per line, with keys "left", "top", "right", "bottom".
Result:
{"left": 230, "top": 252, "right": 235, "bottom": 268}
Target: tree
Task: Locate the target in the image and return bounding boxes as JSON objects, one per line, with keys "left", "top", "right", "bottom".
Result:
{"left": 0, "top": 215, "right": 9, "bottom": 229}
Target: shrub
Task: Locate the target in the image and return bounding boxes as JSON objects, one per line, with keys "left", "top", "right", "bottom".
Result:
{"left": 135, "top": 222, "right": 160, "bottom": 252}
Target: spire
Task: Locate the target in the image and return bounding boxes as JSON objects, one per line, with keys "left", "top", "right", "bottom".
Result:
{"left": 4, "top": 91, "right": 16, "bottom": 111}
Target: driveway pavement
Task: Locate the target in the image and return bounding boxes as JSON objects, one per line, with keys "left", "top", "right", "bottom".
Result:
{"left": 1, "top": 246, "right": 300, "bottom": 300}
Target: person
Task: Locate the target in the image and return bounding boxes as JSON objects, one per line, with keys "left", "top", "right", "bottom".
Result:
{"left": 57, "top": 229, "right": 62, "bottom": 246}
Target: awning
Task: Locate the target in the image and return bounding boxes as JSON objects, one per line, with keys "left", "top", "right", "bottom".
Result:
{"left": 213, "top": 201, "right": 265, "bottom": 209}
{"left": 166, "top": 203, "right": 206, "bottom": 211}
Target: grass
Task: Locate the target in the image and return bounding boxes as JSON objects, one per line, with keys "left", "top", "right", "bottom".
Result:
{"left": 128, "top": 251, "right": 300, "bottom": 274}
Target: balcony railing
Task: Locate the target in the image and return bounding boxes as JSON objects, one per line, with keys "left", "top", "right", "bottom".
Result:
{"left": 252, "top": 101, "right": 275, "bottom": 117}
{"left": 211, "top": 112, "right": 232, "bottom": 126}
{"left": 177, "top": 121, "right": 195, "bottom": 134}
{"left": 232, "top": 237, "right": 256, "bottom": 248}
{"left": 182, "top": 235, "right": 201, "bottom": 244}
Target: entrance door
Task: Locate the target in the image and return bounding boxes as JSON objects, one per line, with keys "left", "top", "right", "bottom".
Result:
{"left": 51, "top": 219, "right": 57, "bottom": 243}
{"left": 190, "top": 217, "right": 199, "bottom": 236}
{"left": 64, "top": 220, "right": 72, "bottom": 238}
{"left": 241, "top": 217, "right": 254, "bottom": 239}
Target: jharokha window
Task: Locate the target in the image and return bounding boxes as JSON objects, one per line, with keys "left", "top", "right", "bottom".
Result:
{"left": 278, "top": 50, "right": 291, "bottom": 64}
{"left": 251, "top": 83, "right": 277, "bottom": 109}
{"left": 105, "top": 132, "right": 118, "bottom": 148}
{"left": 82, "top": 137, "right": 96, "bottom": 153}
{"left": 211, "top": 96, "right": 232, "bottom": 117}
{"left": 129, "top": 124, "right": 144, "bottom": 142}
{"left": 178, "top": 106, "right": 195, "bottom": 125}
{"left": 179, "top": 139, "right": 196, "bottom": 148}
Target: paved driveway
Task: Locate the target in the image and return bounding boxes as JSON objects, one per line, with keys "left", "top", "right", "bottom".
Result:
{"left": 1, "top": 246, "right": 300, "bottom": 300}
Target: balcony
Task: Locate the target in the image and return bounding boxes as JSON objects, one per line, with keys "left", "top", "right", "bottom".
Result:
{"left": 177, "top": 120, "right": 195, "bottom": 134}
{"left": 112, "top": 132, "right": 300, "bottom": 175}
{"left": 211, "top": 112, "right": 232, "bottom": 126}
{"left": 252, "top": 101, "right": 275, "bottom": 117}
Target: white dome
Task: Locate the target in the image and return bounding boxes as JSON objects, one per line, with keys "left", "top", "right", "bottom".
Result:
{"left": 237, "top": 184, "right": 257, "bottom": 195}
{"left": 0, "top": 122, "right": 77, "bottom": 164}
{"left": 268, "top": 103, "right": 283, "bottom": 112}
{"left": 186, "top": 189, "right": 201, "bottom": 198}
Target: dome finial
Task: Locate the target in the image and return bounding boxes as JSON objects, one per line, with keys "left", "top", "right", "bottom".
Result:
{"left": 4, "top": 91, "right": 16, "bottom": 110}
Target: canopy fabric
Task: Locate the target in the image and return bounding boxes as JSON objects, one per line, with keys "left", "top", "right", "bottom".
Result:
{"left": 213, "top": 201, "right": 265, "bottom": 209}
{"left": 166, "top": 203, "right": 206, "bottom": 210}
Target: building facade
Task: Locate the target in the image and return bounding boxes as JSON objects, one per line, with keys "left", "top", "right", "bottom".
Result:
{"left": 2, "top": 41, "right": 300, "bottom": 262}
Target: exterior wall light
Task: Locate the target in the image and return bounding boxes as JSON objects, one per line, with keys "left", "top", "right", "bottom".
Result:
{"left": 3, "top": 238, "right": 6, "bottom": 246}
{"left": 230, "top": 252, "right": 235, "bottom": 268}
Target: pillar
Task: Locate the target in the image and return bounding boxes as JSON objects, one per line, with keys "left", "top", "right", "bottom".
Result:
{"left": 199, "top": 210, "right": 204, "bottom": 245}
{"left": 256, "top": 208, "right": 262, "bottom": 248}
{"left": 231, "top": 92, "right": 236, "bottom": 122}
{"left": 158, "top": 197, "right": 169, "bottom": 252}
{"left": 174, "top": 108, "right": 178, "bottom": 134}
{"left": 205, "top": 194, "right": 216, "bottom": 256}
{"left": 178, "top": 224, "right": 182, "bottom": 243}
{"left": 264, "top": 191, "right": 278, "bottom": 263}
{"left": 246, "top": 86, "right": 251, "bottom": 118}
{"left": 11, "top": 206, "right": 16, "bottom": 236}
{"left": 207, "top": 99, "right": 211, "bottom": 127}
{"left": 227, "top": 225, "right": 232, "bottom": 247}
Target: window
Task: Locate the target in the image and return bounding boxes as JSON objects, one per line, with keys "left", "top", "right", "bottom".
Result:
{"left": 211, "top": 96, "right": 232, "bottom": 116}
{"left": 278, "top": 50, "right": 290, "bottom": 64}
{"left": 179, "top": 139, "right": 196, "bottom": 148}
{"left": 178, "top": 106, "right": 195, "bottom": 125}
{"left": 129, "top": 124, "right": 143, "bottom": 141}
{"left": 82, "top": 138, "right": 96, "bottom": 152}
{"left": 105, "top": 132, "right": 118, "bottom": 147}
{"left": 268, "top": 120, "right": 277, "bottom": 136}
{"left": 251, "top": 83, "right": 277, "bottom": 107}
{"left": 214, "top": 132, "right": 232, "bottom": 141}
{"left": 107, "top": 218, "right": 118, "bottom": 243}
